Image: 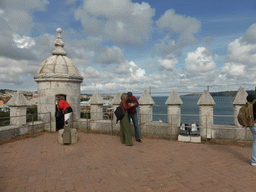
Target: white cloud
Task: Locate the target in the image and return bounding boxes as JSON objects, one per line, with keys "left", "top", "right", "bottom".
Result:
{"left": 185, "top": 47, "right": 216, "bottom": 72}
{"left": 113, "top": 64, "right": 130, "bottom": 75}
{"left": 152, "top": 36, "right": 176, "bottom": 58}
{"left": 1, "top": 0, "right": 49, "bottom": 35}
{"left": 221, "top": 62, "right": 245, "bottom": 76}
{"left": 2, "top": 0, "right": 49, "bottom": 11}
{"left": 157, "top": 54, "right": 178, "bottom": 70}
{"left": 152, "top": 9, "right": 201, "bottom": 58}
{"left": 227, "top": 37, "right": 256, "bottom": 67}
{"left": 81, "top": 67, "right": 101, "bottom": 78}
{"left": 156, "top": 9, "right": 201, "bottom": 46}
{"left": 0, "top": 57, "right": 39, "bottom": 88}
{"left": 0, "top": 9, "right": 5, "bottom": 17}
{"left": 94, "top": 46, "right": 124, "bottom": 64}
{"left": 74, "top": 0, "right": 155, "bottom": 46}
{"left": 0, "top": 0, "right": 50, "bottom": 61}
{"left": 13, "top": 34, "right": 35, "bottom": 49}
{"left": 242, "top": 23, "right": 256, "bottom": 44}
{"left": 225, "top": 24, "right": 256, "bottom": 70}
{"left": 129, "top": 61, "right": 146, "bottom": 80}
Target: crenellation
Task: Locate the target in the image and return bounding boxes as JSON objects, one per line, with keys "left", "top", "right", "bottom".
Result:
{"left": 233, "top": 86, "right": 248, "bottom": 127}
{"left": 197, "top": 89, "right": 215, "bottom": 139}
{"left": 166, "top": 89, "right": 183, "bottom": 137}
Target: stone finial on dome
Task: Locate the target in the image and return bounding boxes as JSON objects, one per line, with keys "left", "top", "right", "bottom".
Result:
{"left": 165, "top": 89, "right": 183, "bottom": 105}
{"left": 138, "top": 89, "right": 155, "bottom": 105}
{"left": 52, "top": 28, "right": 67, "bottom": 56}
{"left": 197, "top": 89, "right": 215, "bottom": 105}
{"left": 233, "top": 86, "right": 248, "bottom": 105}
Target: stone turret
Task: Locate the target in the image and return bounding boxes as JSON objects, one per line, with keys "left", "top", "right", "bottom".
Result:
{"left": 138, "top": 89, "right": 155, "bottom": 123}
{"left": 197, "top": 89, "right": 215, "bottom": 139}
{"left": 34, "top": 28, "right": 83, "bottom": 131}
{"left": 165, "top": 89, "right": 183, "bottom": 136}
{"left": 233, "top": 86, "right": 248, "bottom": 127}
{"left": 6, "top": 91, "right": 30, "bottom": 126}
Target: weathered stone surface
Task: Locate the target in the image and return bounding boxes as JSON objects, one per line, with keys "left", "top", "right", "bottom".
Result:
{"left": 58, "top": 128, "right": 78, "bottom": 144}
{"left": 139, "top": 105, "right": 153, "bottom": 123}
{"left": 34, "top": 28, "right": 83, "bottom": 132}
{"left": 9, "top": 107, "right": 27, "bottom": 126}
{"left": 89, "top": 91, "right": 104, "bottom": 104}
{"left": 36, "top": 29, "right": 82, "bottom": 77}
{"left": 233, "top": 86, "right": 248, "bottom": 105}
{"left": 165, "top": 89, "right": 183, "bottom": 105}
{"left": 167, "top": 105, "right": 181, "bottom": 128}
{"left": 197, "top": 89, "right": 215, "bottom": 105}
{"left": 52, "top": 28, "right": 67, "bottom": 56}
{"left": 178, "top": 135, "right": 201, "bottom": 143}
{"left": 111, "top": 91, "right": 123, "bottom": 105}
{"left": 7, "top": 92, "right": 29, "bottom": 126}
{"left": 0, "top": 121, "right": 45, "bottom": 141}
{"left": 138, "top": 89, "right": 155, "bottom": 105}
{"left": 199, "top": 105, "right": 214, "bottom": 139}
{"left": 6, "top": 91, "right": 30, "bottom": 107}
{"left": 90, "top": 105, "right": 103, "bottom": 120}
{"left": 166, "top": 89, "right": 182, "bottom": 128}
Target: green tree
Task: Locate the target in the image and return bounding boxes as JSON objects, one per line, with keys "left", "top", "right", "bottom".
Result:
{"left": 27, "top": 106, "right": 38, "bottom": 122}
{"left": 0, "top": 111, "right": 10, "bottom": 126}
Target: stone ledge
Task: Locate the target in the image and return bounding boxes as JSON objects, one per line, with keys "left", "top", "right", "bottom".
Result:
{"left": 0, "top": 121, "right": 45, "bottom": 141}
{"left": 178, "top": 135, "right": 201, "bottom": 143}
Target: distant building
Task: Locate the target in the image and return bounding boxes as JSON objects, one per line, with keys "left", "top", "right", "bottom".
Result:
{"left": 0, "top": 101, "right": 9, "bottom": 112}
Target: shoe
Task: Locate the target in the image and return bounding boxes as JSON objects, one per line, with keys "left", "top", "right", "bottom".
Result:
{"left": 136, "top": 139, "right": 142, "bottom": 142}
{"left": 251, "top": 162, "right": 256, "bottom": 166}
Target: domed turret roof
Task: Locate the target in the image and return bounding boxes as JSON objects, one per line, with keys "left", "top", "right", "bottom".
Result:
{"left": 34, "top": 28, "right": 83, "bottom": 82}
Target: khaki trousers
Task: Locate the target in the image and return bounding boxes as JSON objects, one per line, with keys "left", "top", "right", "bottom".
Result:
{"left": 120, "top": 113, "right": 133, "bottom": 146}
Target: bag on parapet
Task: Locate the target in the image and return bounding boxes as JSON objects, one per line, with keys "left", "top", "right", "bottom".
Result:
{"left": 114, "top": 107, "right": 125, "bottom": 124}
{"left": 237, "top": 99, "right": 256, "bottom": 127}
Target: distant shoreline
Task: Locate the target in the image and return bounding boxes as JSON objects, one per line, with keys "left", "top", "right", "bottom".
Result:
{"left": 184, "top": 90, "right": 255, "bottom": 97}
{"left": 1, "top": 89, "right": 255, "bottom": 98}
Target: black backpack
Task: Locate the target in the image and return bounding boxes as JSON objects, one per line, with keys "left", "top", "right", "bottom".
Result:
{"left": 114, "top": 107, "right": 125, "bottom": 124}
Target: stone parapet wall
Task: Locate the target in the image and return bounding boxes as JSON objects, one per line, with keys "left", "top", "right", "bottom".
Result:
{"left": 73, "top": 118, "right": 253, "bottom": 142}
{"left": 211, "top": 125, "right": 253, "bottom": 141}
{"left": 0, "top": 118, "right": 253, "bottom": 143}
{"left": 0, "top": 121, "right": 45, "bottom": 141}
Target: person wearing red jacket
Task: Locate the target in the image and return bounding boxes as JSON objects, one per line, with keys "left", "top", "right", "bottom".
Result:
{"left": 127, "top": 92, "right": 141, "bottom": 142}
{"left": 56, "top": 96, "right": 73, "bottom": 126}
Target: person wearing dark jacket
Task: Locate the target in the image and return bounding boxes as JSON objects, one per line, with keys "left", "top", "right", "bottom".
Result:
{"left": 127, "top": 92, "right": 141, "bottom": 142}
{"left": 247, "top": 93, "right": 256, "bottom": 166}
{"left": 57, "top": 96, "right": 73, "bottom": 126}
{"left": 55, "top": 105, "right": 64, "bottom": 131}
{"left": 120, "top": 93, "right": 135, "bottom": 146}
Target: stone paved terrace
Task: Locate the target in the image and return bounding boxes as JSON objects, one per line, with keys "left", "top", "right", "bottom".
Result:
{"left": 0, "top": 130, "right": 256, "bottom": 192}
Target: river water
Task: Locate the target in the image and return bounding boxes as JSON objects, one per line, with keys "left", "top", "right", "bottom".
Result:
{"left": 136, "top": 96, "right": 235, "bottom": 125}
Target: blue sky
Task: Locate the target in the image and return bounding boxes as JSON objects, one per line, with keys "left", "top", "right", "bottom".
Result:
{"left": 1, "top": 0, "right": 256, "bottom": 96}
